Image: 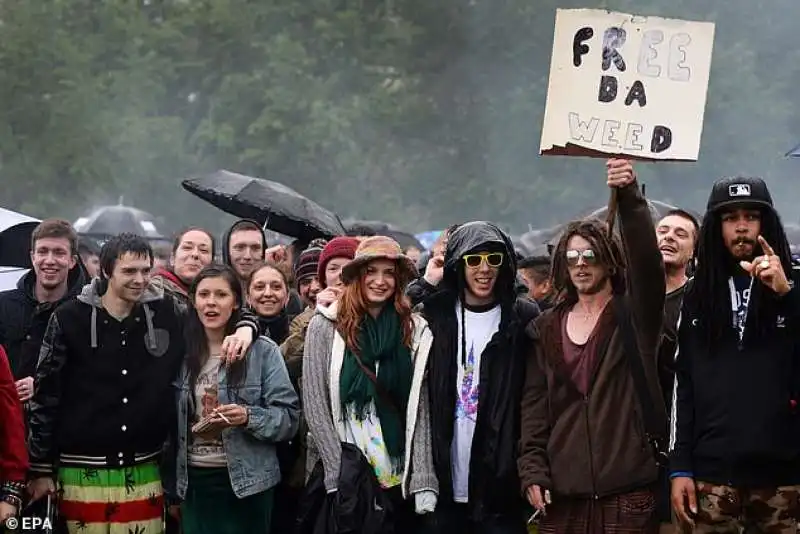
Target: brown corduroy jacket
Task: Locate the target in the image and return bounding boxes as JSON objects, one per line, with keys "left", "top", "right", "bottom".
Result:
{"left": 517, "top": 182, "right": 667, "bottom": 499}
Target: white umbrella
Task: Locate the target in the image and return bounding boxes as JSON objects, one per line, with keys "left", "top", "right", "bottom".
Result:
{"left": 0, "top": 267, "right": 27, "bottom": 291}
{"left": 0, "top": 206, "right": 40, "bottom": 268}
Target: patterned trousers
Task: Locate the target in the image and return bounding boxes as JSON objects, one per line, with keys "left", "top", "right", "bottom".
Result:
{"left": 692, "top": 481, "right": 800, "bottom": 533}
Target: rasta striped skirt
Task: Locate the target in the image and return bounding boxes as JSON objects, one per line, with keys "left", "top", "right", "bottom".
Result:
{"left": 58, "top": 461, "right": 164, "bottom": 534}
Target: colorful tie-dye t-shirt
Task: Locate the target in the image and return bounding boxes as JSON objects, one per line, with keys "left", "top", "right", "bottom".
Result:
{"left": 451, "top": 301, "right": 501, "bottom": 502}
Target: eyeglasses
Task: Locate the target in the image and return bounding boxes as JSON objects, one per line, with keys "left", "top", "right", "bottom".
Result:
{"left": 463, "top": 252, "right": 504, "bottom": 268}
{"left": 565, "top": 249, "right": 597, "bottom": 266}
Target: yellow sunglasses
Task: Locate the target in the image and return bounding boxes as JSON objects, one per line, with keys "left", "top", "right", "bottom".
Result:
{"left": 463, "top": 252, "right": 504, "bottom": 268}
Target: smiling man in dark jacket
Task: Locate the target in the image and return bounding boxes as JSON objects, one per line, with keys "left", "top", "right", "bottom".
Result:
{"left": 0, "top": 219, "right": 86, "bottom": 404}
{"left": 518, "top": 160, "right": 666, "bottom": 533}
{"left": 669, "top": 177, "right": 800, "bottom": 532}
{"left": 419, "top": 221, "right": 539, "bottom": 533}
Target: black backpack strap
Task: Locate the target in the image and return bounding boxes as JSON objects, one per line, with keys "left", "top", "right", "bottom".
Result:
{"left": 613, "top": 296, "right": 668, "bottom": 467}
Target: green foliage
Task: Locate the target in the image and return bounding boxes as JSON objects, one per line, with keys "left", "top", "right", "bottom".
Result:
{"left": 1, "top": 0, "right": 799, "bottom": 239}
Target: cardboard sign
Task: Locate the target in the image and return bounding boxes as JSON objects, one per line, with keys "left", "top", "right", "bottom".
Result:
{"left": 539, "top": 9, "right": 715, "bottom": 161}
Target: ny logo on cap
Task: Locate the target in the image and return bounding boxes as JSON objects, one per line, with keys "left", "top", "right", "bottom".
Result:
{"left": 729, "top": 184, "right": 751, "bottom": 197}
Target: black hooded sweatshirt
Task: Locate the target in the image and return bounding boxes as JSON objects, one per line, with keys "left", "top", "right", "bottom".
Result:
{"left": 671, "top": 207, "right": 800, "bottom": 487}
{"left": 419, "top": 222, "right": 539, "bottom": 521}
{"left": 0, "top": 264, "right": 86, "bottom": 380}
{"left": 222, "top": 219, "right": 303, "bottom": 317}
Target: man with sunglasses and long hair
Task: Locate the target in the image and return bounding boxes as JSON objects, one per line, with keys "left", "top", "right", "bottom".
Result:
{"left": 419, "top": 220, "right": 539, "bottom": 532}
{"left": 518, "top": 159, "right": 667, "bottom": 533}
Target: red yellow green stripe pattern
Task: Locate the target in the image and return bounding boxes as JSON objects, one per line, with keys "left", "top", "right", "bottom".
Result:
{"left": 58, "top": 462, "right": 163, "bottom": 534}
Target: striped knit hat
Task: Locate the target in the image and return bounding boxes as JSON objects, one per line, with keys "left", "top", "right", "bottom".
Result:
{"left": 294, "top": 239, "right": 327, "bottom": 284}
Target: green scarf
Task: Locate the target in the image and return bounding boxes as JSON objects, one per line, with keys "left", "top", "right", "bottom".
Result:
{"left": 340, "top": 306, "right": 413, "bottom": 460}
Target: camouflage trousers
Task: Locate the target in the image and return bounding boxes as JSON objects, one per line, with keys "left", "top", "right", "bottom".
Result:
{"left": 693, "top": 481, "right": 800, "bottom": 533}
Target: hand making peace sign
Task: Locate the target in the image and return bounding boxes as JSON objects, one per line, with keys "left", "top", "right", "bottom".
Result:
{"left": 739, "top": 235, "right": 793, "bottom": 296}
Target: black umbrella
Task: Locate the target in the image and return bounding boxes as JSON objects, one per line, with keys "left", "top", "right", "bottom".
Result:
{"left": 74, "top": 205, "right": 166, "bottom": 240}
{"left": 182, "top": 170, "right": 346, "bottom": 241}
{"left": 0, "top": 207, "right": 40, "bottom": 268}
{"left": 546, "top": 199, "right": 684, "bottom": 251}
{"left": 580, "top": 200, "right": 680, "bottom": 223}
{"left": 344, "top": 220, "right": 423, "bottom": 251}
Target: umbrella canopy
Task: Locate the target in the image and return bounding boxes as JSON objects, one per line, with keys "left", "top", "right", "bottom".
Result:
{"left": 0, "top": 267, "right": 27, "bottom": 291}
{"left": 74, "top": 205, "right": 165, "bottom": 240}
{"left": 0, "top": 207, "right": 40, "bottom": 268}
{"left": 546, "top": 199, "right": 682, "bottom": 251}
{"left": 580, "top": 199, "right": 679, "bottom": 223}
{"left": 344, "top": 220, "right": 423, "bottom": 251}
{"left": 520, "top": 225, "right": 562, "bottom": 258}
{"left": 182, "top": 170, "right": 346, "bottom": 241}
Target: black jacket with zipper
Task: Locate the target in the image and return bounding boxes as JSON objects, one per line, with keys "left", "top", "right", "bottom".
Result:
{"left": 0, "top": 266, "right": 86, "bottom": 380}
{"left": 419, "top": 221, "right": 539, "bottom": 521}
{"left": 670, "top": 274, "right": 800, "bottom": 486}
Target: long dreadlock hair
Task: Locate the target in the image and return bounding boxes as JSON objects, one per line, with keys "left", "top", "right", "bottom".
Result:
{"left": 684, "top": 206, "right": 793, "bottom": 350}
{"left": 551, "top": 218, "right": 627, "bottom": 306}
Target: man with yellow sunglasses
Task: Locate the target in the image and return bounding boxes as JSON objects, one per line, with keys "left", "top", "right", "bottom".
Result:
{"left": 417, "top": 220, "right": 540, "bottom": 533}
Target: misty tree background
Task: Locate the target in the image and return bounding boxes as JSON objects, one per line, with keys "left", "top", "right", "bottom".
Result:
{"left": 1, "top": 0, "right": 798, "bottom": 237}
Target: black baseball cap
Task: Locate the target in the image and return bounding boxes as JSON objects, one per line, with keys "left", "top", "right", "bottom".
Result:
{"left": 706, "top": 176, "right": 774, "bottom": 213}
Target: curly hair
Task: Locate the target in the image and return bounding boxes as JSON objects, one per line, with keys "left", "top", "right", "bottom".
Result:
{"left": 336, "top": 260, "right": 414, "bottom": 353}
{"left": 550, "top": 218, "right": 626, "bottom": 305}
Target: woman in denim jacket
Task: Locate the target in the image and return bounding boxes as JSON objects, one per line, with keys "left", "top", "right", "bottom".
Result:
{"left": 171, "top": 264, "right": 300, "bottom": 534}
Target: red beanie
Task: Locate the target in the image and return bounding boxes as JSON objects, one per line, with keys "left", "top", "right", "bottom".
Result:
{"left": 318, "top": 237, "right": 360, "bottom": 288}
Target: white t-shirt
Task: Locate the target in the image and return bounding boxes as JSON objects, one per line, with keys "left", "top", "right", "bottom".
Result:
{"left": 189, "top": 354, "right": 227, "bottom": 467}
{"left": 451, "top": 301, "right": 501, "bottom": 503}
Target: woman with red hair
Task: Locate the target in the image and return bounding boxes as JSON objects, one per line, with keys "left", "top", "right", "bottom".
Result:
{"left": 303, "top": 236, "right": 438, "bottom": 530}
{"left": 0, "top": 344, "right": 28, "bottom": 524}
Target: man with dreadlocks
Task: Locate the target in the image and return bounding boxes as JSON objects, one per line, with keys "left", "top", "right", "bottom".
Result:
{"left": 518, "top": 159, "right": 667, "bottom": 533}
{"left": 669, "top": 176, "right": 800, "bottom": 533}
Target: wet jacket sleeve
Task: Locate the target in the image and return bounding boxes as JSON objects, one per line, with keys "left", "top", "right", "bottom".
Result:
{"left": 617, "top": 181, "right": 666, "bottom": 345}
{"left": 669, "top": 312, "right": 694, "bottom": 476}
{"left": 0, "top": 345, "right": 28, "bottom": 484}
{"left": 517, "top": 324, "right": 552, "bottom": 491}
{"left": 777, "top": 270, "right": 800, "bottom": 320}
{"left": 245, "top": 342, "right": 300, "bottom": 442}
{"left": 280, "top": 309, "right": 313, "bottom": 382}
{"left": 235, "top": 308, "right": 260, "bottom": 339}
{"left": 406, "top": 278, "right": 438, "bottom": 308}
{"left": 28, "top": 313, "right": 68, "bottom": 476}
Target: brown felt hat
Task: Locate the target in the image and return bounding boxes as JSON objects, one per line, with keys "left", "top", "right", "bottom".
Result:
{"left": 340, "top": 235, "right": 418, "bottom": 284}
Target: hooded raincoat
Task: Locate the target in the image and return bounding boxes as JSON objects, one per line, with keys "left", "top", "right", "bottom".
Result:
{"left": 419, "top": 222, "right": 539, "bottom": 521}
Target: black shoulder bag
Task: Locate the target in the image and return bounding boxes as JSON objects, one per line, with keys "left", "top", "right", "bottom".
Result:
{"left": 613, "top": 298, "right": 669, "bottom": 468}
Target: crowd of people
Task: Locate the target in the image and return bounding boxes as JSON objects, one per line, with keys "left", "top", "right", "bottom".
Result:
{"left": 1, "top": 158, "right": 799, "bottom": 534}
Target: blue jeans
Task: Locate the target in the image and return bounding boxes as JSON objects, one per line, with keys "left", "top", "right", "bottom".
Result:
{"left": 419, "top": 501, "right": 527, "bottom": 534}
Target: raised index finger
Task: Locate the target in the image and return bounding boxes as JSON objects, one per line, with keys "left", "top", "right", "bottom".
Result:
{"left": 758, "top": 235, "right": 776, "bottom": 256}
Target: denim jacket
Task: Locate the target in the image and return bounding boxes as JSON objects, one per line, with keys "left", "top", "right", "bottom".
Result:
{"left": 170, "top": 337, "right": 300, "bottom": 499}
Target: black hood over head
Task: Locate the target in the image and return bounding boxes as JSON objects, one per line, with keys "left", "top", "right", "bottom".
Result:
{"left": 221, "top": 219, "right": 267, "bottom": 267}
{"left": 442, "top": 221, "right": 518, "bottom": 304}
